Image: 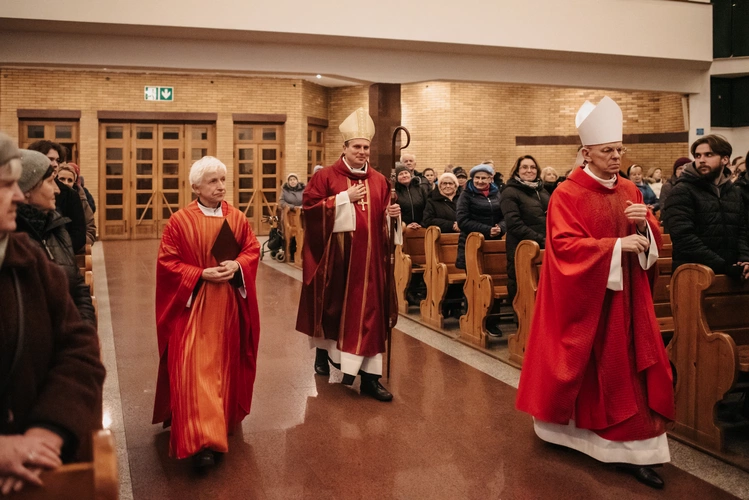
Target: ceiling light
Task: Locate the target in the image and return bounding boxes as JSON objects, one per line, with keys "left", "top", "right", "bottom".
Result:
{"left": 316, "top": 74, "right": 322, "bottom": 79}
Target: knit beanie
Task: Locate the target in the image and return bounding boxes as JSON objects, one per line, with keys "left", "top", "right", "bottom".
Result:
{"left": 18, "top": 149, "right": 52, "bottom": 193}
{"left": 673, "top": 157, "right": 691, "bottom": 170}
{"left": 286, "top": 173, "right": 299, "bottom": 183}
{"left": 395, "top": 165, "right": 410, "bottom": 177}
{"left": 0, "top": 132, "right": 20, "bottom": 166}
{"left": 438, "top": 172, "right": 459, "bottom": 186}
{"left": 469, "top": 163, "right": 495, "bottom": 178}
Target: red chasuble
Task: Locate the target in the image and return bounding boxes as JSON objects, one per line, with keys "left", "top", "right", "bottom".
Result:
{"left": 516, "top": 167, "right": 674, "bottom": 442}
{"left": 152, "top": 200, "right": 261, "bottom": 458}
{"left": 296, "top": 157, "right": 395, "bottom": 357}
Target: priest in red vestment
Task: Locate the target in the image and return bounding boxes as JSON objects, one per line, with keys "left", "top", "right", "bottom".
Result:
{"left": 296, "top": 108, "right": 401, "bottom": 402}
{"left": 516, "top": 97, "right": 674, "bottom": 489}
{"left": 152, "top": 156, "right": 261, "bottom": 468}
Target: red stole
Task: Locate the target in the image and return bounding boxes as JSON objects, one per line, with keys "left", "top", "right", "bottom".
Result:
{"left": 152, "top": 201, "right": 261, "bottom": 434}
{"left": 296, "top": 157, "right": 394, "bottom": 357}
{"left": 516, "top": 167, "right": 674, "bottom": 441}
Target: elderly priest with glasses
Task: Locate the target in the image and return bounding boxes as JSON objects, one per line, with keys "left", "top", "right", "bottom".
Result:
{"left": 296, "top": 108, "right": 402, "bottom": 402}
{"left": 516, "top": 97, "right": 674, "bottom": 489}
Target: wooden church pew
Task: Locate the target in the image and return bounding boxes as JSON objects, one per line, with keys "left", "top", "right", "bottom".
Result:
{"left": 507, "top": 240, "right": 544, "bottom": 368}
{"left": 282, "top": 206, "right": 304, "bottom": 269}
{"left": 459, "top": 233, "right": 507, "bottom": 347}
{"left": 394, "top": 226, "right": 427, "bottom": 314}
{"left": 419, "top": 226, "right": 464, "bottom": 329}
{"left": 668, "top": 264, "right": 749, "bottom": 454}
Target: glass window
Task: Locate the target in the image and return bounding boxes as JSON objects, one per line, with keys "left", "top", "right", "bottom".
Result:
{"left": 136, "top": 193, "right": 152, "bottom": 204}
{"left": 106, "top": 193, "right": 123, "bottom": 205}
{"left": 262, "top": 128, "right": 277, "bottom": 141}
{"left": 136, "top": 148, "right": 153, "bottom": 161}
{"left": 106, "top": 126, "right": 123, "bottom": 139}
{"left": 239, "top": 163, "right": 253, "bottom": 175}
{"left": 106, "top": 148, "right": 123, "bottom": 161}
{"left": 164, "top": 193, "right": 179, "bottom": 204}
{"left": 27, "top": 125, "right": 45, "bottom": 139}
{"left": 265, "top": 192, "right": 277, "bottom": 203}
{"left": 162, "top": 178, "right": 179, "bottom": 190}
{"left": 239, "top": 148, "right": 253, "bottom": 161}
{"left": 262, "top": 149, "right": 277, "bottom": 161}
{"left": 162, "top": 164, "right": 179, "bottom": 175}
{"left": 191, "top": 148, "right": 207, "bottom": 161}
{"left": 307, "top": 130, "right": 313, "bottom": 142}
{"left": 163, "top": 129, "right": 180, "bottom": 140}
{"left": 239, "top": 192, "right": 252, "bottom": 203}
{"left": 106, "top": 208, "right": 123, "bottom": 221}
{"left": 55, "top": 125, "right": 73, "bottom": 139}
{"left": 162, "top": 208, "right": 173, "bottom": 219}
{"left": 162, "top": 148, "right": 179, "bottom": 161}
{"left": 106, "top": 178, "right": 123, "bottom": 190}
{"left": 262, "top": 178, "right": 276, "bottom": 189}
{"left": 106, "top": 164, "right": 123, "bottom": 176}
{"left": 316, "top": 131, "right": 323, "bottom": 143}
{"left": 239, "top": 178, "right": 253, "bottom": 189}
{"left": 136, "top": 207, "right": 153, "bottom": 219}
{"left": 307, "top": 150, "right": 312, "bottom": 162}
{"left": 136, "top": 128, "right": 153, "bottom": 140}
{"left": 136, "top": 163, "right": 153, "bottom": 175}
{"left": 262, "top": 164, "right": 276, "bottom": 175}
{"left": 237, "top": 127, "right": 253, "bottom": 141}
{"left": 136, "top": 178, "right": 153, "bottom": 190}
{"left": 316, "top": 151, "right": 322, "bottom": 162}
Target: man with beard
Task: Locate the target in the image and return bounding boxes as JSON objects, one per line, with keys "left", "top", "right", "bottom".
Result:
{"left": 663, "top": 135, "right": 749, "bottom": 279}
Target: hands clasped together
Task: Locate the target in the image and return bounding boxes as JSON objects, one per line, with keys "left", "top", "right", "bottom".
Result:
{"left": 0, "top": 428, "right": 63, "bottom": 495}
{"left": 202, "top": 260, "right": 240, "bottom": 283}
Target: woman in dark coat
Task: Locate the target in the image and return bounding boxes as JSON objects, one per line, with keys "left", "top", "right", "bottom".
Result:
{"left": 395, "top": 166, "right": 428, "bottom": 228}
{"left": 15, "top": 150, "right": 96, "bottom": 325}
{"left": 500, "top": 155, "right": 549, "bottom": 306}
{"left": 455, "top": 164, "right": 505, "bottom": 269}
{"left": 423, "top": 172, "right": 459, "bottom": 233}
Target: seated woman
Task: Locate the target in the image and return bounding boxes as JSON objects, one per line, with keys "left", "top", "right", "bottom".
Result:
{"left": 278, "top": 173, "right": 304, "bottom": 262}
{"left": 500, "top": 155, "right": 549, "bottom": 308}
{"left": 15, "top": 150, "right": 96, "bottom": 325}
{"left": 394, "top": 165, "right": 427, "bottom": 229}
{"left": 57, "top": 164, "right": 97, "bottom": 246}
{"left": 423, "top": 172, "right": 459, "bottom": 233}
{"left": 0, "top": 133, "right": 104, "bottom": 495}
{"left": 540, "top": 166, "right": 562, "bottom": 195}
{"left": 628, "top": 164, "right": 659, "bottom": 213}
{"left": 456, "top": 164, "right": 505, "bottom": 335}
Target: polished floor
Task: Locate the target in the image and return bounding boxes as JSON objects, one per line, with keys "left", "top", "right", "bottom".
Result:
{"left": 98, "top": 240, "right": 749, "bottom": 499}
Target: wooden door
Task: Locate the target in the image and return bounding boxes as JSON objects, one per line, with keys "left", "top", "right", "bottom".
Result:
{"left": 20, "top": 120, "right": 80, "bottom": 163}
{"left": 234, "top": 124, "right": 283, "bottom": 236}
{"left": 99, "top": 124, "right": 130, "bottom": 239}
{"left": 307, "top": 125, "right": 325, "bottom": 181}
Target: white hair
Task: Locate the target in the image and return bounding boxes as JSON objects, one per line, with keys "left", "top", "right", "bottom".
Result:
{"left": 190, "top": 156, "right": 227, "bottom": 186}
{"left": 400, "top": 152, "right": 415, "bottom": 163}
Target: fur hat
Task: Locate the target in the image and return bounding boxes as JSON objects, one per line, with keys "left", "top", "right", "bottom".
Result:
{"left": 18, "top": 149, "right": 52, "bottom": 193}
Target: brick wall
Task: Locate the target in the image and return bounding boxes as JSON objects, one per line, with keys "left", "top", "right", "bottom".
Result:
{"left": 402, "top": 82, "right": 689, "bottom": 178}
{"left": 0, "top": 68, "right": 331, "bottom": 206}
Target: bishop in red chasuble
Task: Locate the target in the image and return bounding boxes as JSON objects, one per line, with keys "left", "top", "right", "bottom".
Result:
{"left": 152, "top": 156, "right": 260, "bottom": 467}
{"left": 296, "top": 108, "right": 401, "bottom": 402}
{"left": 516, "top": 97, "right": 674, "bottom": 489}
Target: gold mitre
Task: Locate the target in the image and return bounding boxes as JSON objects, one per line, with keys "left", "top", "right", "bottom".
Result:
{"left": 339, "top": 107, "right": 375, "bottom": 142}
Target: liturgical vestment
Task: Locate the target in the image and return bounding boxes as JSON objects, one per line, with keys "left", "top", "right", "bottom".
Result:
{"left": 153, "top": 200, "right": 261, "bottom": 459}
{"left": 516, "top": 166, "right": 675, "bottom": 465}
{"left": 296, "top": 157, "right": 398, "bottom": 376}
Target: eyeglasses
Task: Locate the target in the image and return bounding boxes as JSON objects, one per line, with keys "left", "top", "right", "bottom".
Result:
{"left": 440, "top": 181, "right": 456, "bottom": 186}
{"left": 590, "top": 146, "right": 628, "bottom": 157}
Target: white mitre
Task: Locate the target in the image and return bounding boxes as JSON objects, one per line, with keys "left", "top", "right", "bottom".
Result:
{"left": 575, "top": 96, "right": 623, "bottom": 146}
{"left": 339, "top": 107, "right": 375, "bottom": 142}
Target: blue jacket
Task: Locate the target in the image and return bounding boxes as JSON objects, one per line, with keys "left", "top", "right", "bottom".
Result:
{"left": 455, "top": 181, "right": 505, "bottom": 269}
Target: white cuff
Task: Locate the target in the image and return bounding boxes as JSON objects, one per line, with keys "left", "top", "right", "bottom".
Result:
{"left": 333, "top": 192, "right": 356, "bottom": 233}
{"left": 607, "top": 239, "right": 623, "bottom": 291}
{"left": 388, "top": 215, "right": 403, "bottom": 245}
{"left": 638, "top": 221, "right": 659, "bottom": 270}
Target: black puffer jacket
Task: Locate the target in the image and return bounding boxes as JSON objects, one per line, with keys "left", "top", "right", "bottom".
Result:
{"left": 15, "top": 204, "right": 96, "bottom": 325}
{"left": 422, "top": 188, "right": 458, "bottom": 233}
{"left": 736, "top": 172, "right": 749, "bottom": 223}
{"left": 663, "top": 163, "right": 749, "bottom": 274}
{"left": 658, "top": 174, "right": 679, "bottom": 222}
{"left": 455, "top": 181, "right": 505, "bottom": 269}
{"left": 395, "top": 177, "right": 428, "bottom": 225}
{"left": 500, "top": 177, "right": 549, "bottom": 256}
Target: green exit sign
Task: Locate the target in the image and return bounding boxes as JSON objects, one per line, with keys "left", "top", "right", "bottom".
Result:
{"left": 144, "top": 86, "right": 174, "bottom": 101}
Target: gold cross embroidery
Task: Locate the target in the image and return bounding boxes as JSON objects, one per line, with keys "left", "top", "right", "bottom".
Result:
{"left": 356, "top": 181, "right": 368, "bottom": 211}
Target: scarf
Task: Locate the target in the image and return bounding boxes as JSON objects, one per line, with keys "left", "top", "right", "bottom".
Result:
{"left": 514, "top": 176, "right": 541, "bottom": 189}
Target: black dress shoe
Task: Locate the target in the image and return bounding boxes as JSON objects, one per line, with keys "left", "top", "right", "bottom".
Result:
{"left": 617, "top": 466, "right": 664, "bottom": 489}
{"left": 314, "top": 348, "right": 330, "bottom": 376}
{"left": 360, "top": 378, "right": 393, "bottom": 402}
{"left": 341, "top": 373, "right": 356, "bottom": 386}
{"left": 191, "top": 449, "right": 215, "bottom": 469}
